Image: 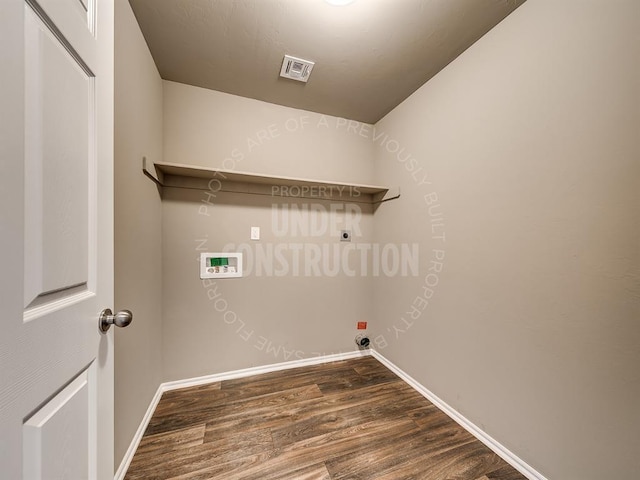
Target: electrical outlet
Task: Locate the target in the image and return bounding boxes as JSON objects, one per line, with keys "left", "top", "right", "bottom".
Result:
{"left": 251, "top": 226, "right": 260, "bottom": 240}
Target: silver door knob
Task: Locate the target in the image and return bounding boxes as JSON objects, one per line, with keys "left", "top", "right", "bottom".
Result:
{"left": 99, "top": 308, "right": 133, "bottom": 333}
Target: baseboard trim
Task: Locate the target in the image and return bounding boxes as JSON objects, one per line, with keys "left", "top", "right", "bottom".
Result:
{"left": 369, "top": 349, "right": 547, "bottom": 480}
{"left": 161, "top": 349, "right": 371, "bottom": 392}
{"left": 114, "top": 349, "right": 370, "bottom": 480}
{"left": 114, "top": 385, "right": 163, "bottom": 480}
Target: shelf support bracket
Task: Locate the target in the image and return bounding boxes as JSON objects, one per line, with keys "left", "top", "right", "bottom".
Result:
{"left": 373, "top": 186, "right": 401, "bottom": 203}
{"left": 142, "top": 157, "right": 164, "bottom": 187}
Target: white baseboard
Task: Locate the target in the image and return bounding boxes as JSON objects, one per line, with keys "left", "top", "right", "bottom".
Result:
{"left": 161, "top": 349, "right": 371, "bottom": 392}
{"left": 369, "top": 349, "right": 547, "bottom": 480}
{"left": 114, "top": 385, "right": 163, "bottom": 480}
{"left": 114, "top": 349, "right": 370, "bottom": 480}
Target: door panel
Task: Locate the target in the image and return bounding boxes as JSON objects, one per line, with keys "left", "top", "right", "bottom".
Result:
{"left": 23, "top": 367, "right": 95, "bottom": 480}
{"left": 24, "top": 4, "right": 92, "bottom": 311}
{"left": 28, "top": 0, "right": 97, "bottom": 59}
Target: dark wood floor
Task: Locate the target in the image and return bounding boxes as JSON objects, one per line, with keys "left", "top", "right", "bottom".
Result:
{"left": 125, "top": 356, "right": 527, "bottom": 480}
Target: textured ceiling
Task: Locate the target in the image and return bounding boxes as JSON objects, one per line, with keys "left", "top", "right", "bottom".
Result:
{"left": 129, "top": 0, "right": 525, "bottom": 124}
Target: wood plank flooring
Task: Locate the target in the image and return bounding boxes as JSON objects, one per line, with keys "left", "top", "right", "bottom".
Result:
{"left": 125, "top": 356, "right": 527, "bottom": 480}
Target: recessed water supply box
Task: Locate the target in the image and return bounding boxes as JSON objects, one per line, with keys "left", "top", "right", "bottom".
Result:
{"left": 200, "top": 253, "right": 243, "bottom": 279}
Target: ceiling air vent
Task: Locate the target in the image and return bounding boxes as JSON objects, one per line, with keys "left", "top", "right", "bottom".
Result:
{"left": 280, "top": 55, "right": 315, "bottom": 83}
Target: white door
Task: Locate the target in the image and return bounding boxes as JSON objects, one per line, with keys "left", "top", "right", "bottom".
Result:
{"left": 0, "top": 0, "right": 116, "bottom": 478}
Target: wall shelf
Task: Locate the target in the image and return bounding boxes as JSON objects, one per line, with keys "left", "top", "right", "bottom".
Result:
{"left": 143, "top": 159, "right": 400, "bottom": 204}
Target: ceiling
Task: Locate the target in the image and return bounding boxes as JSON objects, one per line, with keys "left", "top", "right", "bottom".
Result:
{"left": 129, "top": 0, "right": 525, "bottom": 124}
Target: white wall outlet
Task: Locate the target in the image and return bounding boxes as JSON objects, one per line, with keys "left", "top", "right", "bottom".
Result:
{"left": 251, "top": 226, "right": 260, "bottom": 240}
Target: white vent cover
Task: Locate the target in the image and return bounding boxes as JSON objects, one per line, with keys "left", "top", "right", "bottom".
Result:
{"left": 280, "top": 55, "right": 315, "bottom": 83}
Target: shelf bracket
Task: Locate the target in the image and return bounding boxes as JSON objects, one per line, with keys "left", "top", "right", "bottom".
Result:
{"left": 373, "top": 186, "right": 401, "bottom": 204}
{"left": 142, "top": 157, "right": 164, "bottom": 187}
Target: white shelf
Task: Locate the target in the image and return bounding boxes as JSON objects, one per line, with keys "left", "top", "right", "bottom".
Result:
{"left": 143, "top": 159, "right": 399, "bottom": 204}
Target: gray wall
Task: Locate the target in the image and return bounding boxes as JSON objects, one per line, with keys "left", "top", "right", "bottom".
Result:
{"left": 163, "top": 80, "right": 376, "bottom": 183}
{"left": 114, "top": 0, "right": 163, "bottom": 468}
{"left": 372, "top": 0, "right": 640, "bottom": 479}
{"left": 114, "top": 2, "right": 640, "bottom": 478}
{"left": 160, "top": 82, "right": 377, "bottom": 381}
